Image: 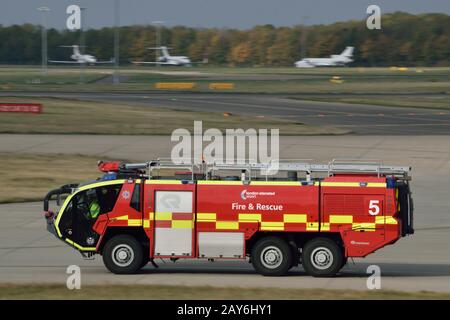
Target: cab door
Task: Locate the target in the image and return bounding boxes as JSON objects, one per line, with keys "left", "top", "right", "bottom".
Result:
{"left": 56, "top": 183, "right": 122, "bottom": 249}
{"left": 148, "top": 182, "right": 196, "bottom": 258}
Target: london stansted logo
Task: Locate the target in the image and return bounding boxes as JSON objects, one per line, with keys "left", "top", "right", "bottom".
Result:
{"left": 240, "top": 189, "right": 275, "bottom": 200}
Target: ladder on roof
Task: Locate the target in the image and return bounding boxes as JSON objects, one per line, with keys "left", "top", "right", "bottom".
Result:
{"left": 121, "top": 158, "right": 411, "bottom": 180}
{"left": 211, "top": 159, "right": 410, "bottom": 180}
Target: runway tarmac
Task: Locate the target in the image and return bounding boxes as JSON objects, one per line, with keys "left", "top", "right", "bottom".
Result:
{"left": 0, "top": 201, "right": 449, "bottom": 293}
{"left": 1, "top": 92, "right": 449, "bottom": 135}
{"left": 1, "top": 135, "right": 450, "bottom": 292}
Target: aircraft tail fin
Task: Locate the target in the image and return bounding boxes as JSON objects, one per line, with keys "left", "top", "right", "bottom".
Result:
{"left": 160, "top": 46, "right": 170, "bottom": 58}
{"left": 147, "top": 46, "right": 171, "bottom": 58}
{"left": 72, "top": 45, "right": 81, "bottom": 56}
{"left": 59, "top": 45, "right": 82, "bottom": 56}
{"left": 340, "top": 46, "right": 354, "bottom": 57}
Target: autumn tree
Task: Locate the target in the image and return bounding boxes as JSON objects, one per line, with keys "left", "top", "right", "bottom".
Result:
{"left": 229, "top": 42, "right": 252, "bottom": 65}
{"left": 0, "top": 12, "right": 448, "bottom": 66}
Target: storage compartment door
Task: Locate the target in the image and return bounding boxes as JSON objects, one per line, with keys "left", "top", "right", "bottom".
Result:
{"left": 154, "top": 190, "right": 194, "bottom": 257}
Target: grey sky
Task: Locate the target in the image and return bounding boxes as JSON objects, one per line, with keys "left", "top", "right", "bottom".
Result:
{"left": 2, "top": 0, "right": 449, "bottom": 29}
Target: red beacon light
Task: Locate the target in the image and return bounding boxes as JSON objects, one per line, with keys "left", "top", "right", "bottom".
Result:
{"left": 98, "top": 161, "right": 121, "bottom": 173}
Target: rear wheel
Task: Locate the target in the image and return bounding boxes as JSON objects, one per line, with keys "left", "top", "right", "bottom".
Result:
{"left": 302, "top": 238, "right": 343, "bottom": 277}
{"left": 102, "top": 235, "right": 144, "bottom": 274}
{"left": 251, "top": 237, "right": 292, "bottom": 276}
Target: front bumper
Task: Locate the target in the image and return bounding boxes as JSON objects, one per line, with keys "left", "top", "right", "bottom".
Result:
{"left": 43, "top": 184, "right": 78, "bottom": 238}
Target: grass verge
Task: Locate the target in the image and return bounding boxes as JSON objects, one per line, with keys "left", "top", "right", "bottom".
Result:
{"left": 294, "top": 96, "right": 450, "bottom": 110}
{"left": 0, "top": 97, "right": 348, "bottom": 135}
{"left": 0, "top": 283, "right": 449, "bottom": 300}
{"left": 1, "top": 66, "right": 449, "bottom": 94}
{"left": 0, "top": 153, "right": 111, "bottom": 203}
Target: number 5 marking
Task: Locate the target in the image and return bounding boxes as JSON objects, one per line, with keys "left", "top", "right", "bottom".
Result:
{"left": 369, "top": 200, "right": 380, "bottom": 216}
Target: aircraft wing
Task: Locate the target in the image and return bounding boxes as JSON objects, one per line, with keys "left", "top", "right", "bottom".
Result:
{"left": 48, "top": 60, "right": 83, "bottom": 64}
{"left": 93, "top": 60, "right": 115, "bottom": 64}
{"left": 131, "top": 61, "right": 174, "bottom": 65}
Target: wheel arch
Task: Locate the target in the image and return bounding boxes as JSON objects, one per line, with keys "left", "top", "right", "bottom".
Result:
{"left": 97, "top": 227, "right": 149, "bottom": 254}
{"left": 246, "top": 231, "right": 344, "bottom": 255}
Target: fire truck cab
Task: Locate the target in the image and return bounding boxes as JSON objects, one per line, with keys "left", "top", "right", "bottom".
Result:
{"left": 44, "top": 159, "right": 413, "bottom": 277}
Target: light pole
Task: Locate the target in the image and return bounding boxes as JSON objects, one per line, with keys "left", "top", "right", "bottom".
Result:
{"left": 38, "top": 6, "right": 50, "bottom": 78}
{"left": 301, "top": 16, "right": 309, "bottom": 59}
{"left": 113, "top": 0, "right": 120, "bottom": 84}
{"left": 152, "top": 21, "right": 164, "bottom": 64}
{"left": 79, "top": 7, "right": 87, "bottom": 84}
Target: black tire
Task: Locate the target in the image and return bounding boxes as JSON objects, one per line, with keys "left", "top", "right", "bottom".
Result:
{"left": 251, "top": 237, "right": 292, "bottom": 276}
{"left": 102, "top": 235, "right": 144, "bottom": 274}
{"left": 302, "top": 238, "right": 344, "bottom": 277}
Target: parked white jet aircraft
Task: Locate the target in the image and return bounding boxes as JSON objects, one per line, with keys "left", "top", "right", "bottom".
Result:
{"left": 295, "top": 46, "right": 354, "bottom": 68}
{"left": 132, "top": 46, "right": 203, "bottom": 67}
{"left": 48, "top": 45, "right": 114, "bottom": 65}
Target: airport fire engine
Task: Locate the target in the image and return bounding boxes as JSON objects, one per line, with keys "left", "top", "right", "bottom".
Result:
{"left": 44, "top": 159, "right": 413, "bottom": 277}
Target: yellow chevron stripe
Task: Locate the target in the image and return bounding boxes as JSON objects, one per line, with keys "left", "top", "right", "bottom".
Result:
{"left": 172, "top": 220, "right": 193, "bottom": 229}
{"left": 306, "top": 222, "right": 319, "bottom": 231}
{"left": 261, "top": 226, "right": 284, "bottom": 231}
{"left": 321, "top": 223, "right": 331, "bottom": 231}
{"left": 239, "top": 213, "right": 262, "bottom": 222}
{"left": 329, "top": 215, "right": 353, "bottom": 224}
{"left": 198, "top": 180, "right": 243, "bottom": 185}
{"left": 375, "top": 216, "right": 398, "bottom": 225}
{"left": 283, "top": 214, "right": 307, "bottom": 223}
{"left": 352, "top": 223, "right": 376, "bottom": 231}
{"left": 261, "top": 221, "right": 284, "bottom": 228}
{"left": 145, "top": 180, "right": 183, "bottom": 185}
{"left": 250, "top": 181, "right": 302, "bottom": 186}
{"left": 321, "top": 182, "right": 386, "bottom": 188}
{"left": 197, "top": 213, "right": 216, "bottom": 221}
{"left": 216, "top": 221, "right": 239, "bottom": 230}
{"left": 128, "top": 219, "right": 142, "bottom": 226}
{"left": 155, "top": 212, "right": 172, "bottom": 220}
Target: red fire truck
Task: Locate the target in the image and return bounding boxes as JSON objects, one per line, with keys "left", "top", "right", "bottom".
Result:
{"left": 44, "top": 159, "right": 413, "bottom": 277}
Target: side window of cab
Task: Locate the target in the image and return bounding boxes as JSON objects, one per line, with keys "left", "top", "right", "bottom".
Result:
{"left": 96, "top": 184, "right": 123, "bottom": 216}
{"left": 60, "top": 184, "right": 122, "bottom": 225}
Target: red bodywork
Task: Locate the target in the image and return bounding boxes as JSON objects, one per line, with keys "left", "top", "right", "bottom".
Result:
{"left": 97, "top": 174, "right": 402, "bottom": 260}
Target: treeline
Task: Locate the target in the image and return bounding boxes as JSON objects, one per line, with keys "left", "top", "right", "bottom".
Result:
{"left": 0, "top": 12, "right": 448, "bottom": 66}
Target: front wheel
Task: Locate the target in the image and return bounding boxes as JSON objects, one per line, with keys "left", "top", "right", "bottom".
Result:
{"left": 251, "top": 237, "right": 292, "bottom": 276}
{"left": 301, "top": 238, "right": 344, "bottom": 277}
{"left": 102, "top": 235, "right": 144, "bottom": 274}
